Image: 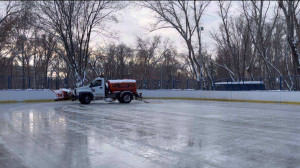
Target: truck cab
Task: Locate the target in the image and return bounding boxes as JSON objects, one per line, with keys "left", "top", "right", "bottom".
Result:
{"left": 89, "top": 78, "right": 105, "bottom": 98}
{"left": 72, "top": 77, "right": 142, "bottom": 104}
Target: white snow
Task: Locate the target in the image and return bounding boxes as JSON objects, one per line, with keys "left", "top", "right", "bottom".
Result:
{"left": 53, "top": 90, "right": 63, "bottom": 94}
{"left": 60, "top": 88, "right": 72, "bottom": 93}
{"left": 104, "top": 98, "right": 113, "bottom": 102}
{"left": 53, "top": 89, "right": 72, "bottom": 94}
{"left": 215, "top": 81, "right": 263, "bottom": 85}
{"left": 108, "top": 79, "right": 136, "bottom": 83}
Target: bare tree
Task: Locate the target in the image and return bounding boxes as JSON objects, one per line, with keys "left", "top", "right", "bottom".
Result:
{"left": 242, "top": 1, "right": 291, "bottom": 89}
{"left": 88, "top": 48, "right": 106, "bottom": 79}
{"left": 278, "top": 0, "right": 300, "bottom": 76}
{"left": 0, "top": 1, "right": 21, "bottom": 27}
{"left": 102, "top": 43, "right": 133, "bottom": 79}
{"left": 136, "top": 36, "right": 166, "bottom": 82}
{"left": 33, "top": 34, "right": 57, "bottom": 88}
{"left": 0, "top": 1, "right": 23, "bottom": 76}
{"left": 7, "top": 2, "right": 36, "bottom": 89}
{"left": 140, "top": 1, "right": 210, "bottom": 89}
{"left": 37, "top": 1, "right": 124, "bottom": 86}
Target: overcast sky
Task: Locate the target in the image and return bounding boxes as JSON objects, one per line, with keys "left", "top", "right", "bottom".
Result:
{"left": 0, "top": 1, "right": 277, "bottom": 55}
{"left": 96, "top": 1, "right": 242, "bottom": 54}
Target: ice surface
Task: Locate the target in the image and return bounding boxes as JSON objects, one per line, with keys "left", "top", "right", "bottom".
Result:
{"left": 0, "top": 100, "right": 300, "bottom": 168}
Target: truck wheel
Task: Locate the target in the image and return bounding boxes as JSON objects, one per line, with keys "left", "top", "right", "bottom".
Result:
{"left": 121, "top": 93, "right": 132, "bottom": 103}
{"left": 79, "top": 94, "right": 92, "bottom": 104}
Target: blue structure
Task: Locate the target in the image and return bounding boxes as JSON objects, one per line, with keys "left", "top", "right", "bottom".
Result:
{"left": 215, "top": 81, "right": 266, "bottom": 91}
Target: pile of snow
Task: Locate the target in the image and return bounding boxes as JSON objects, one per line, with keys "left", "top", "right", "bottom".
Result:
{"left": 104, "top": 98, "right": 113, "bottom": 102}
{"left": 108, "top": 79, "right": 136, "bottom": 83}
{"left": 60, "top": 88, "right": 72, "bottom": 93}
{"left": 53, "top": 88, "right": 73, "bottom": 100}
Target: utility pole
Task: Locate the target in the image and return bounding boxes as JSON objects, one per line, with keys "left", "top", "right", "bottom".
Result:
{"left": 160, "top": 68, "right": 163, "bottom": 89}
{"left": 198, "top": 26, "right": 204, "bottom": 90}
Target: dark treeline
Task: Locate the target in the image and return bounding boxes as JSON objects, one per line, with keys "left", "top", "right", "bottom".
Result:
{"left": 1, "top": 1, "right": 300, "bottom": 90}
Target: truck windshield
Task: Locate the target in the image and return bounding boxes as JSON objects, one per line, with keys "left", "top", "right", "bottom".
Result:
{"left": 92, "top": 80, "right": 102, "bottom": 87}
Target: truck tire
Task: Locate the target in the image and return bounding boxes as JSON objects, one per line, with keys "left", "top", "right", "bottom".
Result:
{"left": 79, "top": 94, "right": 92, "bottom": 104}
{"left": 120, "top": 92, "right": 132, "bottom": 103}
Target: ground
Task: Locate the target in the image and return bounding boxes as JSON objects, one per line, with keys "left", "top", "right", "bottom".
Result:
{"left": 0, "top": 100, "right": 300, "bottom": 168}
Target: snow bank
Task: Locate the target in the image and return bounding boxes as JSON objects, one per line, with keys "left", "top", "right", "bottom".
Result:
{"left": 0, "top": 90, "right": 56, "bottom": 102}
{"left": 138, "top": 90, "right": 300, "bottom": 103}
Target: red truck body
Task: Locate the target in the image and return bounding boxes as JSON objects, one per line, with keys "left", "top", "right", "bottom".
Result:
{"left": 107, "top": 80, "right": 138, "bottom": 94}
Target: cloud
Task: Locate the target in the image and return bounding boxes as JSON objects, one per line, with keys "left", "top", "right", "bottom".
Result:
{"left": 101, "top": 2, "right": 223, "bottom": 54}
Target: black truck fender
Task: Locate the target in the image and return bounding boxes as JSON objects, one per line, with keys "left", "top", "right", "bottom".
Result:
{"left": 79, "top": 92, "right": 94, "bottom": 100}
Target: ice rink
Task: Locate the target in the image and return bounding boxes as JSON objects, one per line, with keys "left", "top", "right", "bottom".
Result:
{"left": 0, "top": 100, "right": 300, "bottom": 168}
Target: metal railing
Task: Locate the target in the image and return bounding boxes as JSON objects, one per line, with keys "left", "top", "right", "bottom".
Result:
{"left": 1, "top": 76, "right": 300, "bottom": 91}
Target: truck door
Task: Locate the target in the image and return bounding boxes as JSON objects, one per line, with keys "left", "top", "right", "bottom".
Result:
{"left": 91, "top": 79, "right": 105, "bottom": 98}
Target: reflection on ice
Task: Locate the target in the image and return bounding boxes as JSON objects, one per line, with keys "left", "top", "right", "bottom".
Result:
{"left": 0, "top": 101, "right": 299, "bottom": 168}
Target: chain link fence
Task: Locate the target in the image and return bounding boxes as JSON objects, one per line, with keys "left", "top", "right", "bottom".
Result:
{"left": 1, "top": 76, "right": 300, "bottom": 91}
{"left": 0, "top": 76, "right": 69, "bottom": 90}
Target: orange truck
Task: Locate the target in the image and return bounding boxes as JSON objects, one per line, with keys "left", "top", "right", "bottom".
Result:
{"left": 72, "top": 77, "right": 142, "bottom": 104}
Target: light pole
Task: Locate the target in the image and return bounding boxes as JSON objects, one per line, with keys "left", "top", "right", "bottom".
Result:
{"left": 160, "top": 68, "right": 163, "bottom": 89}
{"left": 198, "top": 26, "right": 204, "bottom": 90}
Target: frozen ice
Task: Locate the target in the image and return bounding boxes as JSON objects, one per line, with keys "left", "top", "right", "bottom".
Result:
{"left": 0, "top": 100, "right": 300, "bottom": 168}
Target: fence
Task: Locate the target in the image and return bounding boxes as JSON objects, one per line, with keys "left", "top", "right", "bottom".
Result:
{"left": 136, "top": 76, "right": 300, "bottom": 91}
{"left": 136, "top": 79, "right": 200, "bottom": 90}
{"left": 1, "top": 76, "right": 300, "bottom": 91}
{"left": 0, "top": 76, "right": 69, "bottom": 90}
{"left": 213, "top": 76, "right": 300, "bottom": 91}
